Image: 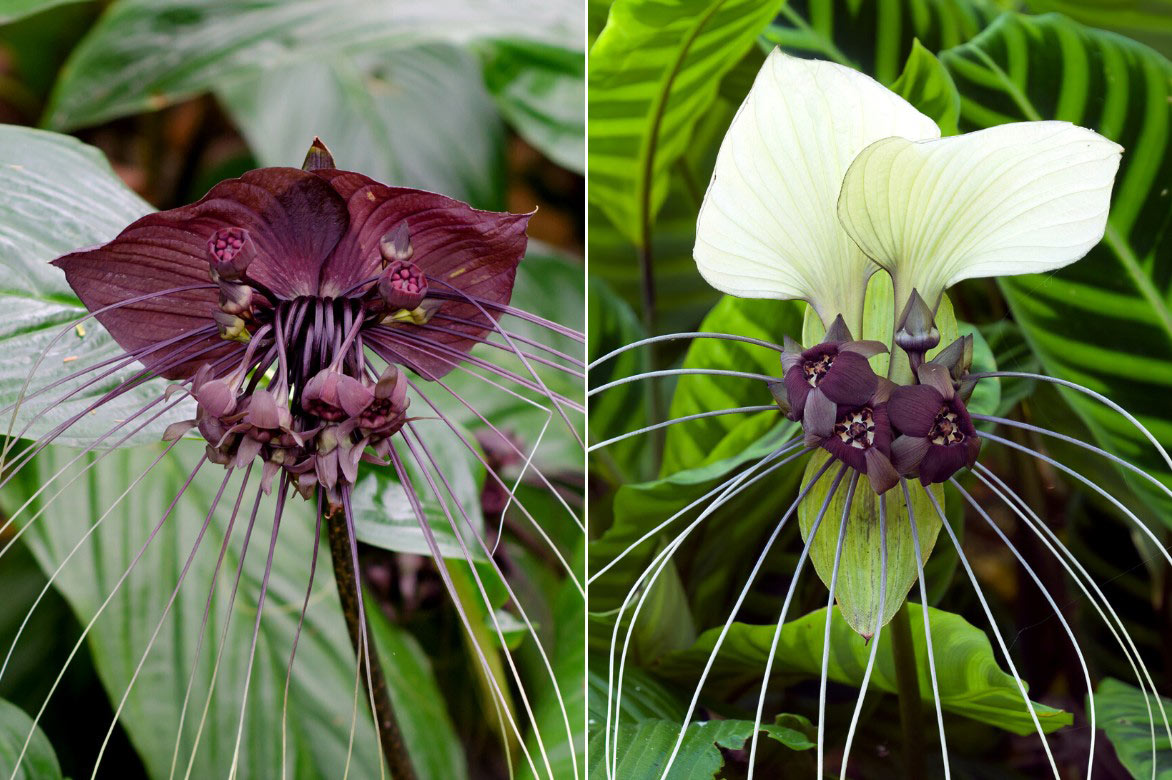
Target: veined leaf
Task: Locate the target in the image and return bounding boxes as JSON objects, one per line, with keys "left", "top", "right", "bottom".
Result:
{"left": 44, "top": 0, "right": 583, "bottom": 131}
{"left": 588, "top": 0, "right": 784, "bottom": 246}
{"left": 939, "top": 13, "right": 1172, "bottom": 524}
{"left": 890, "top": 38, "right": 961, "bottom": 135}
{"left": 218, "top": 44, "right": 505, "bottom": 209}
{"left": 1024, "top": 0, "right": 1172, "bottom": 61}
{"left": 655, "top": 603, "right": 1073, "bottom": 736}
{"left": 0, "top": 697, "right": 62, "bottom": 780}
{"left": 1089, "top": 677, "right": 1172, "bottom": 780}
{"left": 483, "top": 40, "right": 585, "bottom": 174}
{"left": 0, "top": 125, "right": 193, "bottom": 446}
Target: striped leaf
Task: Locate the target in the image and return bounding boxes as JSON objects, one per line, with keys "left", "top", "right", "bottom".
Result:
{"left": 763, "top": 0, "right": 998, "bottom": 84}
{"left": 1024, "top": 0, "right": 1172, "bottom": 61}
{"left": 939, "top": 13, "right": 1172, "bottom": 523}
{"left": 588, "top": 0, "right": 784, "bottom": 246}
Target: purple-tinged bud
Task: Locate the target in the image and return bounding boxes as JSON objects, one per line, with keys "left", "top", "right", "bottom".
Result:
{"left": 894, "top": 290, "right": 940, "bottom": 367}
{"left": 379, "top": 222, "right": 413, "bottom": 266}
{"left": 377, "top": 261, "right": 427, "bottom": 311}
{"left": 207, "top": 227, "right": 256, "bottom": 281}
{"left": 218, "top": 280, "right": 254, "bottom": 317}
{"left": 381, "top": 298, "right": 441, "bottom": 326}
{"left": 301, "top": 136, "right": 335, "bottom": 172}
{"left": 359, "top": 365, "right": 410, "bottom": 435}
{"left": 214, "top": 310, "right": 250, "bottom": 343}
{"left": 303, "top": 368, "right": 374, "bottom": 422}
{"left": 193, "top": 378, "right": 237, "bottom": 418}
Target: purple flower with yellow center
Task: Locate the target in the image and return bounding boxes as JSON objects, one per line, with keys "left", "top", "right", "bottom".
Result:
{"left": 776, "top": 314, "right": 887, "bottom": 425}
{"left": 52, "top": 138, "right": 532, "bottom": 511}
{"left": 890, "top": 362, "right": 981, "bottom": 484}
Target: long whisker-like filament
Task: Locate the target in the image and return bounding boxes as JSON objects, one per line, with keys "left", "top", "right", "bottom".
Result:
{"left": 408, "top": 321, "right": 583, "bottom": 377}
{"left": 926, "top": 488, "right": 1060, "bottom": 778}
{"left": 972, "top": 413, "right": 1172, "bottom": 504}
{"left": 280, "top": 492, "right": 324, "bottom": 779}
{"left": 180, "top": 486, "right": 266, "bottom": 779}
{"left": 387, "top": 445, "right": 541, "bottom": 779}
{"left": 839, "top": 491, "right": 888, "bottom": 779}
{"left": 227, "top": 477, "right": 290, "bottom": 780}
{"left": 13, "top": 454, "right": 209, "bottom": 775}
{"left": 968, "top": 371, "right": 1172, "bottom": 473}
{"left": 950, "top": 477, "right": 1097, "bottom": 776}
{"left": 603, "top": 443, "right": 810, "bottom": 776}
{"left": 425, "top": 289, "right": 583, "bottom": 342}
{"left": 590, "top": 440, "right": 805, "bottom": 586}
{"left": 980, "top": 431, "right": 1172, "bottom": 569}
{"left": 588, "top": 406, "right": 781, "bottom": 451}
{"left": 973, "top": 463, "right": 1171, "bottom": 767}
{"left": 817, "top": 472, "right": 860, "bottom": 778}
{"left": 89, "top": 466, "right": 237, "bottom": 777}
{"left": 432, "top": 312, "right": 583, "bottom": 365}
{"left": 588, "top": 368, "right": 777, "bottom": 397}
{"left": 659, "top": 461, "right": 844, "bottom": 779}
{"left": 588, "top": 332, "right": 785, "bottom": 369}
{"left": 744, "top": 462, "right": 847, "bottom": 778}
{"left": 403, "top": 426, "right": 573, "bottom": 779}
{"left": 903, "top": 479, "right": 949, "bottom": 779}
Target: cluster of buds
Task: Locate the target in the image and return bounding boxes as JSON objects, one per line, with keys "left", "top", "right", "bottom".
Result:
{"left": 769, "top": 291, "right": 978, "bottom": 493}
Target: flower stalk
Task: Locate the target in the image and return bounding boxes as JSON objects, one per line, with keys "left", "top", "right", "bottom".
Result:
{"left": 326, "top": 504, "right": 417, "bottom": 780}
{"left": 890, "top": 601, "right": 925, "bottom": 780}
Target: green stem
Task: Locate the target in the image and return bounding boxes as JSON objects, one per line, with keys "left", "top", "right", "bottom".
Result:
{"left": 327, "top": 508, "right": 417, "bottom": 780}
{"left": 891, "top": 602, "right": 925, "bottom": 780}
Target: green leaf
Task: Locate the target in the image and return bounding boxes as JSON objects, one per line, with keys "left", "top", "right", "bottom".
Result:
{"left": 44, "top": 0, "right": 582, "bottom": 131}
{"left": 0, "top": 0, "right": 86, "bottom": 24}
{"left": 890, "top": 38, "right": 960, "bottom": 135}
{"left": 0, "top": 697, "right": 62, "bottom": 780}
{"left": 764, "top": 0, "right": 998, "bottom": 84}
{"left": 662, "top": 297, "right": 803, "bottom": 476}
{"left": 588, "top": 0, "right": 784, "bottom": 245}
{"left": 3, "top": 442, "right": 388, "bottom": 777}
{"left": 1024, "top": 0, "right": 1172, "bottom": 61}
{"left": 587, "top": 273, "right": 650, "bottom": 481}
{"left": 217, "top": 44, "right": 505, "bottom": 209}
{"left": 0, "top": 125, "right": 193, "bottom": 446}
{"left": 1090, "top": 677, "right": 1172, "bottom": 780}
{"left": 483, "top": 40, "right": 585, "bottom": 174}
{"left": 368, "top": 607, "right": 469, "bottom": 780}
{"left": 655, "top": 603, "right": 1073, "bottom": 736}
{"left": 798, "top": 451, "right": 944, "bottom": 636}
{"left": 939, "top": 12, "right": 1172, "bottom": 524}
{"left": 587, "top": 716, "right": 814, "bottom": 780}
{"left": 349, "top": 421, "right": 487, "bottom": 562}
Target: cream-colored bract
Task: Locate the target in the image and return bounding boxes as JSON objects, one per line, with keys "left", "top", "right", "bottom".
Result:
{"left": 693, "top": 49, "right": 939, "bottom": 333}
{"left": 837, "top": 121, "right": 1123, "bottom": 313}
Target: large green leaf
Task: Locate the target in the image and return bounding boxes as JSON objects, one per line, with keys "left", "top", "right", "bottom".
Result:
{"left": 1024, "top": 0, "right": 1172, "bottom": 61}
{"left": 763, "top": 0, "right": 997, "bottom": 83}
{"left": 0, "top": 0, "right": 85, "bottom": 23}
{"left": 588, "top": 717, "right": 814, "bottom": 780}
{"left": 587, "top": 0, "right": 784, "bottom": 245}
{"left": 1090, "top": 677, "right": 1172, "bottom": 780}
{"left": 939, "top": 13, "right": 1172, "bottom": 523}
{"left": 44, "top": 0, "right": 582, "bottom": 131}
{"left": 217, "top": 44, "right": 505, "bottom": 209}
{"left": 5, "top": 442, "right": 397, "bottom": 778}
{"left": 655, "top": 603, "right": 1073, "bottom": 736}
{"left": 0, "top": 697, "right": 62, "bottom": 780}
{"left": 662, "top": 297, "right": 803, "bottom": 476}
{"left": 0, "top": 125, "right": 192, "bottom": 446}
{"left": 483, "top": 40, "right": 585, "bottom": 174}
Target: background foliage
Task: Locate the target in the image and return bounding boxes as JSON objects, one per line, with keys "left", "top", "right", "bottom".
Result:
{"left": 0, "top": 0, "right": 584, "bottom": 777}
{"left": 588, "top": 0, "right": 1172, "bottom": 776}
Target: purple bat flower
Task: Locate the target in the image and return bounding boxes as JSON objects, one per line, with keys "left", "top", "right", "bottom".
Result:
{"left": 889, "top": 362, "right": 982, "bottom": 484}
{"left": 802, "top": 375, "right": 899, "bottom": 494}
{"left": 778, "top": 315, "right": 887, "bottom": 427}
{"left": 51, "top": 138, "right": 533, "bottom": 510}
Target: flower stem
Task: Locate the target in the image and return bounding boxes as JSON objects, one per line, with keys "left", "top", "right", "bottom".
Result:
{"left": 326, "top": 507, "right": 417, "bottom": 780}
{"left": 891, "top": 601, "right": 926, "bottom": 780}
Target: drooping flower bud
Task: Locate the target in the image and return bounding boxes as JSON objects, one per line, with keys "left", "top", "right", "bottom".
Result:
{"left": 894, "top": 290, "right": 940, "bottom": 371}
{"left": 217, "top": 280, "right": 255, "bottom": 317}
{"left": 379, "top": 222, "right": 413, "bottom": 266}
{"left": 303, "top": 368, "right": 374, "bottom": 422}
{"left": 359, "top": 365, "right": 410, "bottom": 436}
{"left": 207, "top": 227, "right": 256, "bottom": 281}
{"left": 378, "top": 260, "right": 427, "bottom": 311}
{"left": 213, "top": 310, "right": 250, "bottom": 343}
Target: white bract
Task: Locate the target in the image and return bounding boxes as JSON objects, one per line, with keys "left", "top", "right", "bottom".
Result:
{"left": 694, "top": 48, "right": 1123, "bottom": 327}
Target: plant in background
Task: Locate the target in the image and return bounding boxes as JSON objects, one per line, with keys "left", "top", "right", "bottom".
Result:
{"left": 0, "top": 1, "right": 584, "bottom": 778}
{"left": 588, "top": 3, "right": 1172, "bottom": 777}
